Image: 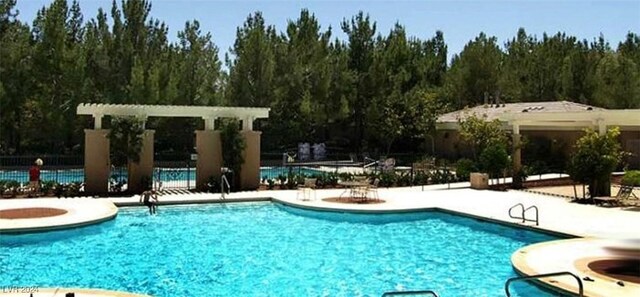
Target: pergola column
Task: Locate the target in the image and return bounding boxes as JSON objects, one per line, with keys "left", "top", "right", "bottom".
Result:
{"left": 240, "top": 117, "right": 261, "bottom": 190}
{"left": 195, "top": 117, "right": 222, "bottom": 191}
{"left": 239, "top": 131, "right": 261, "bottom": 190}
{"left": 128, "top": 130, "right": 155, "bottom": 193}
{"left": 512, "top": 123, "right": 522, "bottom": 174}
{"left": 84, "top": 129, "right": 110, "bottom": 195}
{"left": 596, "top": 119, "right": 607, "bottom": 136}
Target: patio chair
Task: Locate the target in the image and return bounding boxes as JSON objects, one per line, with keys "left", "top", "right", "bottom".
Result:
{"left": 382, "top": 158, "right": 396, "bottom": 172}
{"left": 594, "top": 185, "right": 635, "bottom": 206}
{"left": 366, "top": 178, "right": 380, "bottom": 201}
{"left": 296, "top": 178, "right": 317, "bottom": 201}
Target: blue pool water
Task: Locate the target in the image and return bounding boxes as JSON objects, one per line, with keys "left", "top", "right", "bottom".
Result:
{"left": 0, "top": 167, "right": 324, "bottom": 184}
{"left": 0, "top": 203, "right": 561, "bottom": 296}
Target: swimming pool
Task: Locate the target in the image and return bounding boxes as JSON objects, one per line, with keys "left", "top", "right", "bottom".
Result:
{"left": 0, "top": 203, "right": 560, "bottom": 296}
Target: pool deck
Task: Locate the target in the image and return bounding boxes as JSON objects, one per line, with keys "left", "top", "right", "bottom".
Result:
{"left": 2, "top": 181, "right": 639, "bottom": 296}
{"left": 0, "top": 198, "right": 117, "bottom": 234}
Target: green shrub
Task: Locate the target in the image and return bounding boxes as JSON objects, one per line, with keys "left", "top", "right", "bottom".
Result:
{"left": 41, "top": 180, "right": 58, "bottom": 195}
{"left": 454, "top": 158, "right": 476, "bottom": 181}
{"left": 338, "top": 172, "right": 354, "bottom": 182}
{"left": 267, "top": 179, "right": 275, "bottom": 190}
{"left": 622, "top": 170, "right": 640, "bottom": 186}
{"left": 479, "top": 143, "right": 509, "bottom": 181}
{"left": 379, "top": 171, "right": 397, "bottom": 187}
{"left": 0, "top": 180, "right": 20, "bottom": 197}
{"left": 567, "top": 128, "right": 624, "bottom": 197}
{"left": 397, "top": 171, "right": 412, "bottom": 187}
{"left": 326, "top": 172, "right": 339, "bottom": 187}
{"left": 430, "top": 169, "right": 456, "bottom": 184}
{"left": 56, "top": 182, "right": 83, "bottom": 197}
{"left": 277, "top": 174, "right": 287, "bottom": 187}
{"left": 412, "top": 171, "right": 429, "bottom": 185}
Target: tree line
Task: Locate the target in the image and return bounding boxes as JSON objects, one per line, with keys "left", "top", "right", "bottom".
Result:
{"left": 1, "top": 0, "right": 639, "bottom": 156}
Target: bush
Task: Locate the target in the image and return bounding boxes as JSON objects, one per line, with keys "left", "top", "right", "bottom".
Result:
{"left": 396, "top": 171, "right": 412, "bottom": 187}
{"left": 0, "top": 180, "right": 20, "bottom": 197}
{"left": 454, "top": 158, "right": 476, "bottom": 181}
{"left": 622, "top": 170, "right": 640, "bottom": 186}
{"left": 567, "top": 128, "right": 624, "bottom": 197}
{"left": 338, "top": 172, "right": 354, "bottom": 182}
{"left": 479, "top": 143, "right": 509, "bottom": 181}
{"left": 326, "top": 172, "right": 339, "bottom": 187}
{"left": 41, "top": 180, "right": 58, "bottom": 195}
{"left": 55, "top": 182, "right": 83, "bottom": 198}
{"left": 379, "top": 172, "right": 397, "bottom": 187}
{"left": 412, "top": 171, "right": 429, "bottom": 185}
{"left": 277, "top": 174, "right": 287, "bottom": 187}
{"left": 430, "top": 169, "right": 455, "bottom": 184}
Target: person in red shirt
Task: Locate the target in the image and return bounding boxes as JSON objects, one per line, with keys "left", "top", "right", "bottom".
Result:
{"left": 29, "top": 158, "right": 43, "bottom": 196}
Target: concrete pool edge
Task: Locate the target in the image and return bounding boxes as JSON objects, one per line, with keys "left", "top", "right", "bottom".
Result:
{"left": 0, "top": 199, "right": 118, "bottom": 234}
{"left": 511, "top": 238, "right": 640, "bottom": 297}
{"left": 272, "top": 197, "right": 577, "bottom": 238}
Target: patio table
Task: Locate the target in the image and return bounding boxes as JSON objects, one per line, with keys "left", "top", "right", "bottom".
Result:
{"left": 338, "top": 181, "right": 371, "bottom": 202}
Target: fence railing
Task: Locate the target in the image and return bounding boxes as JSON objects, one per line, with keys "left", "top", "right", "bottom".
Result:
{"left": 0, "top": 155, "right": 84, "bottom": 185}
{"left": 1, "top": 152, "right": 562, "bottom": 189}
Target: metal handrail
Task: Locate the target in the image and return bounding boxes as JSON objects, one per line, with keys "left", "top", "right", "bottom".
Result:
{"left": 505, "top": 271, "right": 583, "bottom": 297}
{"left": 382, "top": 290, "right": 439, "bottom": 297}
{"left": 508, "top": 203, "right": 525, "bottom": 221}
{"left": 221, "top": 175, "right": 230, "bottom": 199}
{"left": 524, "top": 205, "right": 539, "bottom": 226}
{"left": 508, "top": 203, "right": 539, "bottom": 226}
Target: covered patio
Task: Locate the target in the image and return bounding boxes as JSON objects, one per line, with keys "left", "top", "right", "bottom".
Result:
{"left": 436, "top": 101, "right": 640, "bottom": 171}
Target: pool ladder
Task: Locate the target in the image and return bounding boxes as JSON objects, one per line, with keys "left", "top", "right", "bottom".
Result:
{"left": 221, "top": 175, "right": 231, "bottom": 199}
{"left": 381, "top": 290, "right": 439, "bottom": 297}
{"left": 505, "top": 271, "right": 584, "bottom": 297}
{"left": 508, "top": 203, "right": 539, "bottom": 226}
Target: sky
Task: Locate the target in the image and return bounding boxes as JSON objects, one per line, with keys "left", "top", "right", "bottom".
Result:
{"left": 13, "top": 0, "right": 640, "bottom": 62}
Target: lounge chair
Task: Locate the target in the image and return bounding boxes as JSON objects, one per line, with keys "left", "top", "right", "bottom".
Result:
{"left": 594, "top": 185, "right": 636, "bottom": 206}
{"left": 296, "top": 178, "right": 317, "bottom": 201}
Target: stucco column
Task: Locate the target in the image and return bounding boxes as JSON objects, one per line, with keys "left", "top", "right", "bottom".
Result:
{"left": 128, "top": 130, "right": 155, "bottom": 193}
{"left": 84, "top": 129, "right": 110, "bottom": 195}
{"left": 597, "top": 119, "right": 607, "bottom": 136}
{"left": 512, "top": 133, "right": 522, "bottom": 171}
{"left": 195, "top": 130, "right": 222, "bottom": 191}
{"left": 239, "top": 130, "right": 261, "bottom": 190}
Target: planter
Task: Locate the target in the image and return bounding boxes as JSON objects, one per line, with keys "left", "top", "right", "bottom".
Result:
{"left": 470, "top": 172, "right": 489, "bottom": 189}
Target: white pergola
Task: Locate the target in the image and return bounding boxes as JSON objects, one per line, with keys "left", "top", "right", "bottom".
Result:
{"left": 502, "top": 110, "right": 640, "bottom": 135}
{"left": 77, "top": 103, "right": 271, "bottom": 194}
{"left": 77, "top": 103, "right": 270, "bottom": 130}
{"left": 437, "top": 109, "right": 640, "bottom": 135}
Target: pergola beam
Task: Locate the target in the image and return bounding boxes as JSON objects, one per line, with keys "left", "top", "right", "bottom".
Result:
{"left": 77, "top": 103, "right": 270, "bottom": 130}
{"left": 437, "top": 109, "right": 640, "bottom": 131}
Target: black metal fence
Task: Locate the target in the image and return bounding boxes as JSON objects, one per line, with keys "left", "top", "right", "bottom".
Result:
{"left": 1, "top": 152, "right": 561, "bottom": 191}
{"left": 153, "top": 153, "right": 196, "bottom": 190}
{"left": 0, "top": 155, "right": 84, "bottom": 185}
{"left": 259, "top": 152, "right": 452, "bottom": 185}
